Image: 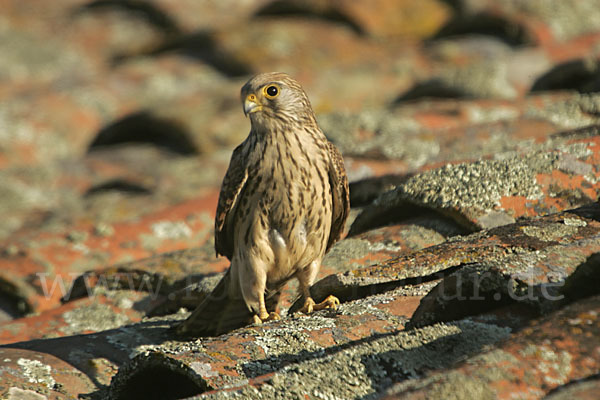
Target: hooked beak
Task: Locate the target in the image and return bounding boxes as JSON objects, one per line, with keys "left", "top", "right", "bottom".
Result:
{"left": 243, "top": 94, "right": 261, "bottom": 116}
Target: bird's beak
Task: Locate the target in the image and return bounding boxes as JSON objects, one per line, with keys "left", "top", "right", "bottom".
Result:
{"left": 244, "top": 94, "right": 261, "bottom": 116}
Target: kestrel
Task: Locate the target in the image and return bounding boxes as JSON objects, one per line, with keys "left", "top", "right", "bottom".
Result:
{"left": 176, "top": 72, "right": 349, "bottom": 336}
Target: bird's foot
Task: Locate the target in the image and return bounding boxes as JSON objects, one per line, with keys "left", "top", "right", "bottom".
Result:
{"left": 300, "top": 295, "right": 340, "bottom": 314}
{"left": 252, "top": 311, "right": 281, "bottom": 325}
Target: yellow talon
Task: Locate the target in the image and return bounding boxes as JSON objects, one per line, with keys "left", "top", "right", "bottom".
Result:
{"left": 266, "top": 311, "right": 280, "bottom": 321}
{"left": 300, "top": 297, "right": 315, "bottom": 314}
{"left": 300, "top": 295, "right": 339, "bottom": 314}
{"left": 253, "top": 311, "right": 281, "bottom": 324}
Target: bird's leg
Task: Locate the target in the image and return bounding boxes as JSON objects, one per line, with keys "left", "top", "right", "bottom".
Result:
{"left": 299, "top": 291, "right": 340, "bottom": 314}
{"left": 239, "top": 258, "right": 280, "bottom": 325}
{"left": 252, "top": 292, "right": 280, "bottom": 324}
{"left": 312, "top": 295, "right": 340, "bottom": 311}
{"left": 297, "top": 262, "right": 340, "bottom": 314}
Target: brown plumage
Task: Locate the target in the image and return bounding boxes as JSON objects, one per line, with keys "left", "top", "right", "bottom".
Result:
{"left": 176, "top": 72, "right": 349, "bottom": 337}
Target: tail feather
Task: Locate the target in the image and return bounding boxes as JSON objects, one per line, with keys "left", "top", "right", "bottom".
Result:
{"left": 174, "top": 270, "right": 284, "bottom": 337}
{"left": 174, "top": 271, "right": 252, "bottom": 337}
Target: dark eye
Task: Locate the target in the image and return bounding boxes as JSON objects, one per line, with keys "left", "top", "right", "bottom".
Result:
{"left": 265, "top": 85, "right": 279, "bottom": 98}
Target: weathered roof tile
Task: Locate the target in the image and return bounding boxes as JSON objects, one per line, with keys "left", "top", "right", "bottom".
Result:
{"left": 351, "top": 126, "right": 600, "bottom": 232}
{"left": 381, "top": 295, "right": 600, "bottom": 400}
{"left": 0, "top": 347, "right": 95, "bottom": 399}
{"left": 0, "top": 191, "right": 218, "bottom": 316}
{"left": 0, "top": 292, "right": 146, "bottom": 345}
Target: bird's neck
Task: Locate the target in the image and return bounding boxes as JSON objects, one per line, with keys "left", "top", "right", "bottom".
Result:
{"left": 250, "top": 111, "right": 322, "bottom": 140}
{"left": 246, "top": 118, "right": 326, "bottom": 168}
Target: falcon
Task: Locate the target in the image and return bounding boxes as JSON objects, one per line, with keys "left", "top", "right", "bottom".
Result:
{"left": 176, "top": 72, "right": 349, "bottom": 336}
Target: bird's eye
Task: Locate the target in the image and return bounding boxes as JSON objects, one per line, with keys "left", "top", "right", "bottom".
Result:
{"left": 264, "top": 84, "right": 279, "bottom": 99}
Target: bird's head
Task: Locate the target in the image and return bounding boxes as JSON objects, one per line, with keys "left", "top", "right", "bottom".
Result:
{"left": 240, "top": 72, "right": 314, "bottom": 129}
